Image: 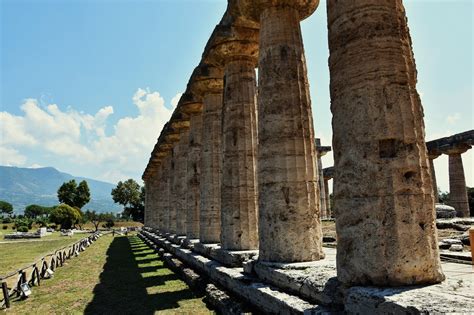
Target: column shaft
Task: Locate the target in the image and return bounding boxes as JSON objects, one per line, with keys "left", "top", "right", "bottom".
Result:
{"left": 200, "top": 93, "right": 223, "bottom": 243}
{"left": 221, "top": 58, "right": 259, "bottom": 250}
{"left": 144, "top": 180, "right": 151, "bottom": 227}
{"left": 324, "top": 178, "right": 330, "bottom": 218}
{"left": 161, "top": 155, "right": 171, "bottom": 233}
{"left": 169, "top": 146, "right": 179, "bottom": 234}
{"left": 429, "top": 158, "right": 439, "bottom": 202}
{"left": 175, "top": 130, "right": 189, "bottom": 235}
{"left": 317, "top": 155, "right": 327, "bottom": 219}
{"left": 449, "top": 153, "right": 469, "bottom": 217}
{"left": 186, "top": 114, "right": 202, "bottom": 239}
{"left": 328, "top": 0, "right": 444, "bottom": 285}
{"left": 257, "top": 6, "right": 323, "bottom": 262}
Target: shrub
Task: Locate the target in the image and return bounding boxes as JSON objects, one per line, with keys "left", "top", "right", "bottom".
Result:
{"left": 17, "top": 226, "right": 28, "bottom": 232}
{"left": 2, "top": 217, "right": 12, "bottom": 224}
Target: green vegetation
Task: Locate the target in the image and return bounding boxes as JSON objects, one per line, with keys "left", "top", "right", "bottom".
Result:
{"left": 49, "top": 204, "right": 82, "bottom": 229}
{"left": 8, "top": 235, "right": 212, "bottom": 314}
{"left": 57, "top": 179, "right": 91, "bottom": 209}
{"left": 0, "top": 200, "right": 13, "bottom": 215}
{"left": 0, "top": 232, "right": 85, "bottom": 275}
{"left": 111, "top": 179, "right": 145, "bottom": 222}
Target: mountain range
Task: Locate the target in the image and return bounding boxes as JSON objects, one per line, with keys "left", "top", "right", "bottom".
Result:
{"left": 0, "top": 166, "right": 122, "bottom": 214}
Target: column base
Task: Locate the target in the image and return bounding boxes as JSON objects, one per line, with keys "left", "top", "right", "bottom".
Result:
{"left": 193, "top": 242, "right": 258, "bottom": 267}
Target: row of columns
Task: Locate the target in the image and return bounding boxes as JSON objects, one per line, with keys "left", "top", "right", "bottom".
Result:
{"left": 144, "top": 0, "right": 446, "bottom": 286}
{"left": 429, "top": 144, "right": 471, "bottom": 217}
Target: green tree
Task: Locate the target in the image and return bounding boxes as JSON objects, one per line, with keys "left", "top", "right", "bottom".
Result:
{"left": 49, "top": 204, "right": 82, "bottom": 229}
{"left": 0, "top": 200, "right": 13, "bottom": 216}
{"left": 57, "top": 179, "right": 91, "bottom": 209}
{"left": 24, "top": 204, "right": 51, "bottom": 219}
{"left": 111, "top": 179, "right": 144, "bottom": 222}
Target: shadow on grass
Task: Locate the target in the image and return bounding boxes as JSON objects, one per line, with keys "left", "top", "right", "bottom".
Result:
{"left": 84, "top": 236, "right": 204, "bottom": 314}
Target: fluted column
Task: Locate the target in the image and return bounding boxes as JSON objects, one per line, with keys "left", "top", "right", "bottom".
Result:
{"left": 315, "top": 139, "right": 328, "bottom": 219}
{"left": 428, "top": 153, "right": 440, "bottom": 203}
{"left": 200, "top": 92, "right": 223, "bottom": 243}
{"left": 323, "top": 178, "right": 330, "bottom": 218}
{"left": 176, "top": 129, "right": 190, "bottom": 235}
{"left": 161, "top": 154, "right": 172, "bottom": 233}
{"left": 144, "top": 179, "right": 151, "bottom": 227}
{"left": 221, "top": 57, "right": 259, "bottom": 250}
{"left": 328, "top": 0, "right": 444, "bottom": 285}
{"left": 186, "top": 113, "right": 203, "bottom": 239}
{"left": 448, "top": 148, "right": 470, "bottom": 217}
{"left": 237, "top": 0, "right": 323, "bottom": 262}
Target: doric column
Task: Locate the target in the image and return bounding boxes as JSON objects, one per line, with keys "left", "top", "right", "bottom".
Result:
{"left": 175, "top": 129, "right": 190, "bottom": 235}
{"left": 144, "top": 179, "right": 151, "bottom": 227}
{"left": 192, "top": 65, "right": 224, "bottom": 244}
{"left": 448, "top": 146, "right": 470, "bottom": 217}
{"left": 327, "top": 0, "right": 444, "bottom": 285}
{"left": 161, "top": 154, "right": 172, "bottom": 233}
{"left": 186, "top": 114, "right": 203, "bottom": 238}
{"left": 239, "top": 0, "right": 324, "bottom": 262}
{"left": 206, "top": 26, "right": 260, "bottom": 251}
{"left": 428, "top": 153, "right": 441, "bottom": 203}
{"left": 323, "top": 178, "right": 330, "bottom": 218}
{"left": 315, "top": 139, "right": 331, "bottom": 219}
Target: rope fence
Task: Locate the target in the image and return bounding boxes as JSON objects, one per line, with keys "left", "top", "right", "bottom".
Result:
{"left": 0, "top": 231, "right": 111, "bottom": 309}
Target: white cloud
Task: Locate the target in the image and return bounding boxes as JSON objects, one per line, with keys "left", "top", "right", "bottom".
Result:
{"left": 171, "top": 92, "right": 183, "bottom": 109}
{"left": 0, "top": 88, "right": 174, "bottom": 183}
{"left": 0, "top": 147, "right": 27, "bottom": 166}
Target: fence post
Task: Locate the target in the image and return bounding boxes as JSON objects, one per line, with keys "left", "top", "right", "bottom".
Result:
{"left": 1, "top": 282, "right": 10, "bottom": 308}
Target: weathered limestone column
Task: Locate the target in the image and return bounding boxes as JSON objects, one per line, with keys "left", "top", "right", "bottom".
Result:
{"left": 194, "top": 65, "right": 224, "bottom": 244}
{"left": 428, "top": 153, "right": 440, "bottom": 203}
{"left": 186, "top": 108, "right": 203, "bottom": 239}
{"left": 220, "top": 55, "right": 259, "bottom": 251}
{"left": 239, "top": 0, "right": 324, "bottom": 262}
{"left": 315, "top": 139, "right": 331, "bottom": 219}
{"left": 144, "top": 179, "right": 151, "bottom": 227}
{"left": 327, "top": 0, "right": 445, "bottom": 285}
{"left": 169, "top": 144, "right": 180, "bottom": 235}
{"left": 175, "top": 129, "right": 190, "bottom": 235}
{"left": 323, "top": 178, "right": 330, "bottom": 218}
{"left": 448, "top": 147, "right": 470, "bottom": 217}
{"left": 161, "top": 154, "right": 172, "bottom": 233}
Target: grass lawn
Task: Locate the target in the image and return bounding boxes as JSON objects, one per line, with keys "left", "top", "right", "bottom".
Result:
{"left": 6, "top": 234, "right": 213, "bottom": 314}
{"left": 0, "top": 232, "right": 87, "bottom": 276}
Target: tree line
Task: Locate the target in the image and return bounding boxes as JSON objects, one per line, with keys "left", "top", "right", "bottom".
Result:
{"left": 0, "top": 178, "right": 145, "bottom": 231}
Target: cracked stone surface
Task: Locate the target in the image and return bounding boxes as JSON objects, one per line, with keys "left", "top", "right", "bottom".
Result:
{"left": 327, "top": 0, "right": 444, "bottom": 285}
{"left": 176, "top": 129, "right": 190, "bottom": 236}
{"left": 252, "top": 1, "right": 324, "bottom": 263}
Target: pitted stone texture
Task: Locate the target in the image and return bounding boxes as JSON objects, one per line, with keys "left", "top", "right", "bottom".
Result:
{"left": 200, "top": 93, "right": 223, "bottom": 243}
{"left": 169, "top": 144, "right": 180, "bottom": 234}
{"left": 193, "top": 242, "right": 258, "bottom": 267}
{"left": 176, "top": 129, "right": 189, "bottom": 236}
{"left": 186, "top": 114, "right": 202, "bottom": 239}
{"left": 435, "top": 204, "right": 456, "bottom": 219}
{"left": 221, "top": 58, "right": 259, "bottom": 251}
{"left": 449, "top": 153, "right": 470, "bottom": 217}
{"left": 327, "top": 0, "right": 444, "bottom": 285}
{"left": 257, "top": 5, "right": 323, "bottom": 262}
{"left": 160, "top": 155, "right": 172, "bottom": 233}
{"left": 345, "top": 278, "right": 474, "bottom": 314}
{"left": 428, "top": 157, "right": 439, "bottom": 202}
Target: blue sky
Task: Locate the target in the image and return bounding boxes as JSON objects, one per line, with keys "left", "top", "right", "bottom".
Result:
{"left": 1, "top": 0, "right": 472, "bottom": 193}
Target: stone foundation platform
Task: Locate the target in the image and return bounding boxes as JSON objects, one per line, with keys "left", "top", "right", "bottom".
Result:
{"left": 193, "top": 242, "right": 258, "bottom": 267}
{"left": 140, "top": 228, "right": 474, "bottom": 314}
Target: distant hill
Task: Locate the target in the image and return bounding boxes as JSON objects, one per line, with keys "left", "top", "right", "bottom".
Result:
{"left": 0, "top": 166, "right": 122, "bottom": 214}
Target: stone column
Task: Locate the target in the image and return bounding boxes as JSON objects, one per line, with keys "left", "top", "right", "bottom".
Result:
{"left": 315, "top": 139, "right": 328, "bottom": 219}
{"left": 186, "top": 112, "right": 203, "bottom": 239}
{"left": 327, "top": 0, "right": 444, "bottom": 285}
{"left": 200, "top": 91, "right": 224, "bottom": 243}
{"left": 239, "top": 1, "right": 324, "bottom": 262}
{"left": 323, "top": 178, "right": 330, "bottom": 218}
{"left": 172, "top": 129, "right": 189, "bottom": 235}
{"left": 428, "top": 153, "right": 440, "bottom": 203}
{"left": 169, "top": 144, "right": 179, "bottom": 235}
{"left": 144, "top": 179, "right": 151, "bottom": 227}
{"left": 221, "top": 55, "right": 259, "bottom": 250}
{"left": 448, "top": 148, "right": 470, "bottom": 217}
{"left": 161, "top": 154, "right": 172, "bottom": 233}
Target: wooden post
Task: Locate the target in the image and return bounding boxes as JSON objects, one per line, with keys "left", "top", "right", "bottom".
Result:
{"left": 31, "top": 265, "right": 36, "bottom": 285}
{"left": 2, "top": 282, "right": 10, "bottom": 308}
{"left": 35, "top": 266, "right": 41, "bottom": 286}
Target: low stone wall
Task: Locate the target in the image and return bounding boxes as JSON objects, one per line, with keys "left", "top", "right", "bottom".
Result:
{"left": 140, "top": 228, "right": 474, "bottom": 314}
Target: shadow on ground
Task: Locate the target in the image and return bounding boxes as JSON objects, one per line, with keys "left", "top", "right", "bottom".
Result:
{"left": 84, "top": 235, "right": 206, "bottom": 314}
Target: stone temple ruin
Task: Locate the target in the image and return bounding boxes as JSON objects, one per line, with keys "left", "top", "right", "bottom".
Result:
{"left": 141, "top": 1, "right": 473, "bottom": 313}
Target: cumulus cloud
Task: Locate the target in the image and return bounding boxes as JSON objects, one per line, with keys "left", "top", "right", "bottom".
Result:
{"left": 171, "top": 92, "right": 183, "bottom": 109}
{"left": 0, "top": 88, "right": 174, "bottom": 183}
